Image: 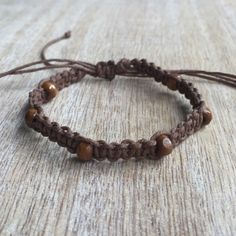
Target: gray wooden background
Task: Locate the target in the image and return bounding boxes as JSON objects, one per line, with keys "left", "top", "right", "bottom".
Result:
{"left": 0, "top": 0, "right": 235, "bottom": 235}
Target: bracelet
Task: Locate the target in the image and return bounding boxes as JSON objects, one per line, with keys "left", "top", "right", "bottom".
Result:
{"left": 1, "top": 31, "right": 235, "bottom": 162}
{"left": 25, "top": 60, "right": 211, "bottom": 161}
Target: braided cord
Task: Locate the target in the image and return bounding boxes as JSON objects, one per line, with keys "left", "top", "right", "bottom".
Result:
{"left": 28, "top": 58, "right": 205, "bottom": 161}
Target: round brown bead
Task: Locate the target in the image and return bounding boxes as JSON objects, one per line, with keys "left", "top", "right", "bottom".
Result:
{"left": 166, "top": 75, "right": 178, "bottom": 91}
{"left": 155, "top": 134, "right": 173, "bottom": 158}
{"left": 25, "top": 108, "right": 38, "bottom": 127}
{"left": 202, "top": 107, "right": 213, "bottom": 126}
{"left": 76, "top": 142, "right": 93, "bottom": 161}
{"left": 41, "top": 80, "right": 58, "bottom": 100}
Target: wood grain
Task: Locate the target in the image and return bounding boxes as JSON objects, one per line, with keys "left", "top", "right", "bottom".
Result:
{"left": 0, "top": 0, "right": 236, "bottom": 235}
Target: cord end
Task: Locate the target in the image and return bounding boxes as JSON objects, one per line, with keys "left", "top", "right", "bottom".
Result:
{"left": 64, "top": 31, "right": 71, "bottom": 39}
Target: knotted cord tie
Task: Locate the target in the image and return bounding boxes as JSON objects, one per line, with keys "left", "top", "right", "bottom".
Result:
{"left": 0, "top": 30, "right": 236, "bottom": 88}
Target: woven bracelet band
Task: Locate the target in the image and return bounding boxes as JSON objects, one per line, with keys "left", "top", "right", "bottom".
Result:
{"left": 1, "top": 31, "right": 235, "bottom": 162}
{"left": 26, "top": 58, "right": 211, "bottom": 161}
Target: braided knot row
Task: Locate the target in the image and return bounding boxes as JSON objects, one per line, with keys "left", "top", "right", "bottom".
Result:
{"left": 32, "top": 113, "right": 160, "bottom": 161}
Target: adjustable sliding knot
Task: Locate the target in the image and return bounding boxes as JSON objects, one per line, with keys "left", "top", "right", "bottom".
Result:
{"left": 94, "top": 58, "right": 161, "bottom": 80}
{"left": 95, "top": 60, "right": 116, "bottom": 80}
{"left": 95, "top": 59, "right": 133, "bottom": 80}
{"left": 116, "top": 58, "right": 131, "bottom": 74}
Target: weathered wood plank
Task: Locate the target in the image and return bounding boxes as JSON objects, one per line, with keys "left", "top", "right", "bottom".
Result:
{"left": 0, "top": 0, "right": 235, "bottom": 235}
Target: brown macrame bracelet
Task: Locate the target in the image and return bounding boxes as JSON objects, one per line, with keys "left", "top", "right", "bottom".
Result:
{"left": 1, "top": 31, "right": 235, "bottom": 162}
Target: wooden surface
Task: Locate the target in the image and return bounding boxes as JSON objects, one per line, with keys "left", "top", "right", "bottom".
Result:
{"left": 0, "top": 0, "right": 236, "bottom": 235}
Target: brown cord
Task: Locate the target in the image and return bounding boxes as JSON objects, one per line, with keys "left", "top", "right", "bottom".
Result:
{"left": 1, "top": 31, "right": 236, "bottom": 87}
{"left": 1, "top": 31, "right": 235, "bottom": 161}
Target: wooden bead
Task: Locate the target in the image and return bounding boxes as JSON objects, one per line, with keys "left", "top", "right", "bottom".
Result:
{"left": 41, "top": 81, "right": 58, "bottom": 100}
{"left": 25, "top": 108, "right": 38, "bottom": 127}
{"left": 166, "top": 75, "right": 178, "bottom": 91}
{"left": 155, "top": 134, "right": 173, "bottom": 158}
{"left": 76, "top": 142, "right": 93, "bottom": 161}
{"left": 202, "top": 107, "right": 213, "bottom": 126}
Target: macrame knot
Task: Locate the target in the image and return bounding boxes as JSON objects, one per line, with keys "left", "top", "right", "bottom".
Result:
{"left": 95, "top": 60, "right": 116, "bottom": 81}
{"left": 115, "top": 59, "right": 131, "bottom": 74}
